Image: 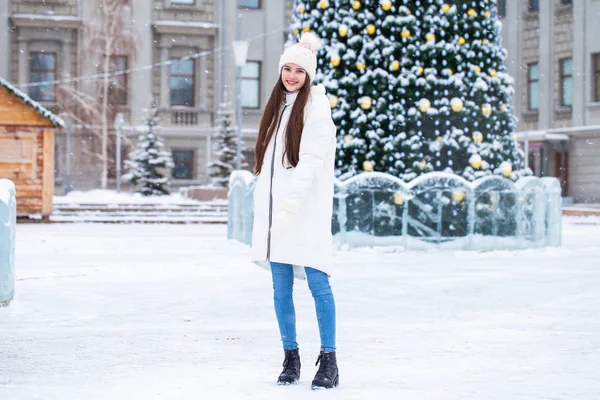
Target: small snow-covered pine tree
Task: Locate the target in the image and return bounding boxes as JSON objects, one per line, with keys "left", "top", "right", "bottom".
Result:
{"left": 209, "top": 103, "right": 245, "bottom": 187}
{"left": 123, "top": 108, "right": 174, "bottom": 196}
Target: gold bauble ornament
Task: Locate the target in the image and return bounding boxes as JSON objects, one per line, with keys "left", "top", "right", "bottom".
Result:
{"left": 472, "top": 131, "right": 484, "bottom": 143}
{"left": 318, "top": 0, "right": 328, "bottom": 9}
{"left": 481, "top": 103, "right": 492, "bottom": 117}
{"left": 484, "top": 10, "right": 491, "bottom": 18}
{"left": 450, "top": 97, "right": 464, "bottom": 112}
{"left": 503, "top": 164, "right": 513, "bottom": 178}
{"left": 500, "top": 103, "right": 507, "bottom": 111}
{"left": 344, "top": 134, "right": 353, "bottom": 143}
{"left": 470, "top": 155, "right": 482, "bottom": 169}
{"left": 302, "top": 25, "right": 311, "bottom": 32}
{"left": 329, "top": 95, "right": 339, "bottom": 108}
{"left": 297, "top": 4, "right": 305, "bottom": 14}
{"left": 512, "top": 133, "right": 519, "bottom": 142}
{"left": 401, "top": 30, "right": 411, "bottom": 39}
{"left": 406, "top": 8, "right": 411, "bottom": 15}
{"left": 419, "top": 98, "right": 431, "bottom": 113}
{"left": 418, "top": 160, "right": 426, "bottom": 171}
{"left": 436, "top": 136, "right": 443, "bottom": 142}
{"left": 360, "top": 96, "right": 372, "bottom": 110}
{"left": 482, "top": 39, "right": 489, "bottom": 45}
{"left": 393, "top": 192, "right": 405, "bottom": 205}
{"left": 339, "top": 25, "right": 349, "bottom": 37}
{"left": 490, "top": 69, "right": 497, "bottom": 77}
{"left": 294, "top": 29, "right": 300, "bottom": 36}
{"left": 468, "top": 8, "right": 476, "bottom": 17}
{"left": 367, "top": 24, "right": 376, "bottom": 35}
{"left": 363, "top": 160, "right": 374, "bottom": 172}
{"left": 441, "top": 4, "right": 450, "bottom": 13}
{"left": 474, "top": 65, "right": 481, "bottom": 73}
{"left": 356, "top": 62, "right": 366, "bottom": 71}
{"left": 452, "top": 190, "right": 466, "bottom": 203}
{"left": 352, "top": 0, "right": 361, "bottom": 10}
{"left": 426, "top": 33, "right": 436, "bottom": 42}
{"left": 459, "top": 37, "right": 466, "bottom": 46}
{"left": 330, "top": 56, "right": 341, "bottom": 67}
{"left": 417, "top": 66, "right": 424, "bottom": 75}
{"left": 382, "top": 0, "right": 392, "bottom": 11}
{"left": 390, "top": 60, "right": 400, "bottom": 71}
{"left": 446, "top": 68, "right": 453, "bottom": 76}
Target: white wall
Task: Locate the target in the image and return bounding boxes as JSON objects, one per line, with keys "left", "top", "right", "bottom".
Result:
{"left": 0, "top": 1, "right": 10, "bottom": 79}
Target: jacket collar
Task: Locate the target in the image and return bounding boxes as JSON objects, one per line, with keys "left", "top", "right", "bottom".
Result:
{"left": 284, "top": 90, "right": 299, "bottom": 106}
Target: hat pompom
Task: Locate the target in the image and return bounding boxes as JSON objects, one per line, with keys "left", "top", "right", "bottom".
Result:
{"left": 298, "top": 32, "right": 322, "bottom": 52}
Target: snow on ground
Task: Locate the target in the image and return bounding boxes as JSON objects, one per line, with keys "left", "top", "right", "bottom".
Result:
{"left": 54, "top": 189, "right": 226, "bottom": 205}
{"left": 1, "top": 219, "right": 599, "bottom": 400}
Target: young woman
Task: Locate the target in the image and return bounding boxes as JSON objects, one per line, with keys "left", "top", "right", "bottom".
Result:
{"left": 251, "top": 33, "right": 339, "bottom": 390}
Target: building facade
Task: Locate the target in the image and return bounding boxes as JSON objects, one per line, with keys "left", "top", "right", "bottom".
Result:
{"left": 5, "top": 1, "right": 595, "bottom": 202}
{"left": 0, "top": 0, "right": 295, "bottom": 192}
{"left": 501, "top": 0, "right": 600, "bottom": 203}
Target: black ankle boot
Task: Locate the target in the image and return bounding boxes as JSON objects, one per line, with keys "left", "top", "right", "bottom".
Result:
{"left": 277, "top": 348, "right": 301, "bottom": 385}
{"left": 311, "top": 351, "right": 339, "bottom": 389}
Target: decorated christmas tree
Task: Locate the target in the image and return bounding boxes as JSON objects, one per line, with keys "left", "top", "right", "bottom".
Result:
{"left": 289, "top": 0, "right": 528, "bottom": 181}
{"left": 209, "top": 103, "right": 245, "bottom": 187}
{"left": 123, "top": 108, "right": 174, "bottom": 196}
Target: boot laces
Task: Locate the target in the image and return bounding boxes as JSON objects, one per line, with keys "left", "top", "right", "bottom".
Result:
{"left": 315, "top": 352, "right": 330, "bottom": 376}
{"left": 315, "top": 351, "right": 336, "bottom": 377}
{"left": 282, "top": 350, "right": 299, "bottom": 370}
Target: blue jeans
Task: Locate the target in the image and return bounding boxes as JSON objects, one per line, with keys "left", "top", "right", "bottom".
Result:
{"left": 270, "top": 262, "right": 336, "bottom": 353}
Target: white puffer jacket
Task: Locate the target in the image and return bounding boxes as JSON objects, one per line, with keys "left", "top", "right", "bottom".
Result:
{"left": 251, "top": 84, "right": 337, "bottom": 280}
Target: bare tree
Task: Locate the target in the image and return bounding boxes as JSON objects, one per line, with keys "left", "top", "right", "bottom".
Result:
{"left": 58, "top": 0, "right": 138, "bottom": 189}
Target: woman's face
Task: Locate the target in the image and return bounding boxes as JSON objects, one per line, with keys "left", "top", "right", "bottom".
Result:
{"left": 281, "top": 63, "right": 307, "bottom": 92}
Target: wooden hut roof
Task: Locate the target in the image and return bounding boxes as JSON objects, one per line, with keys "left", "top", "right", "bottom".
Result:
{"left": 0, "top": 76, "right": 64, "bottom": 128}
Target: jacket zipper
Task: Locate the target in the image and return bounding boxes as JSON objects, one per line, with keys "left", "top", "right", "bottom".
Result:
{"left": 266, "top": 104, "right": 288, "bottom": 261}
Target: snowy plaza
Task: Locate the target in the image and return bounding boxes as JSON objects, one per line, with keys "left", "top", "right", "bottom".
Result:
{"left": 1, "top": 220, "right": 599, "bottom": 400}
{"left": 2, "top": 0, "right": 600, "bottom": 398}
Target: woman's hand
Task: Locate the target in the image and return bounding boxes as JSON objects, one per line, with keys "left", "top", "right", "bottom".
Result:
{"left": 271, "top": 209, "right": 292, "bottom": 237}
{"left": 271, "top": 200, "right": 300, "bottom": 236}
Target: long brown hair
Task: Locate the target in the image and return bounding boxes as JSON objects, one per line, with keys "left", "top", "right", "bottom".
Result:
{"left": 253, "top": 75, "right": 312, "bottom": 175}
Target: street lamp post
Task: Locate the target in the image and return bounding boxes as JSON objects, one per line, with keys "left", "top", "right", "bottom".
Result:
{"left": 232, "top": 39, "right": 249, "bottom": 171}
{"left": 64, "top": 117, "right": 72, "bottom": 195}
{"left": 114, "top": 113, "right": 125, "bottom": 193}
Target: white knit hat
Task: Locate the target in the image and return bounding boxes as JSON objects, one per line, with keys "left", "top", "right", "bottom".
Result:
{"left": 278, "top": 32, "right": 322, "bottom": 83}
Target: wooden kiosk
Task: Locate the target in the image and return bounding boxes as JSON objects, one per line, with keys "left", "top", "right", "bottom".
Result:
{"left": 0, "top": 77, "right": 64, "bottom": 217}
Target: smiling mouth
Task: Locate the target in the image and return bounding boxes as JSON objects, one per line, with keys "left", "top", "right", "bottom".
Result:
{"left": 287, "top": 80, "right": 298, "bottom": 85}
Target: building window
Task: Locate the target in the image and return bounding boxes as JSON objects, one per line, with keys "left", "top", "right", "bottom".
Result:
{"left": 172, "top": 150, "right": 194, "bottom": 179}
{"left": 529, "top": 0, "right": 539, "bottom": 11}
{"left": 241, "top": 61, "right": 261, "bottom": 109}
{"left": 170, "top": 58, "right": 195, "bottom": 107}
{"left": 527, "top": 63, "right": 539, "bottom": 111}
{"left": 29, "top": 52, "right": 57, "bottom": 102}
{"left": 560, "top": 58, "right": 573, "bottom": 108}
{"left": 594, "top": 54, "right": 600, "bottom": 102}
{"left": 108, "top": 56, "right": 128, "bottom": 105}
{"left": 172, "top": 0, "right": 195, "bottom": 4}
{"left": 561, "top": 0, "right": 572, "bottom": 4}
{"left": 497, "top": 0, "right": 506, "bottom": 18}
{"left": 238, "top": 0, "right": 260, "bottom": 9}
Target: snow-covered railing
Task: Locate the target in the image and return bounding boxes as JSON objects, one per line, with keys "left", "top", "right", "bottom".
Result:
{"left": 228, "top": 171, "right": 562, "bottom": 251}
{"left": 0, "top": 179, "right": 17, "bottom": 307}
{"left": 228, "top": 172, "right": 257, "bottom": 246}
